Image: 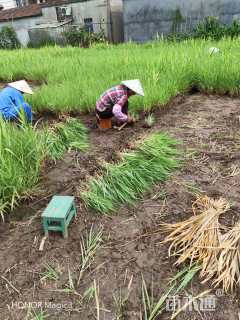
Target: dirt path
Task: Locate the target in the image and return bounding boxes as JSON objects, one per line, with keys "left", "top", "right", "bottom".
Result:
{"left": 0, "top": 94, "right": 240, "bottom": 320}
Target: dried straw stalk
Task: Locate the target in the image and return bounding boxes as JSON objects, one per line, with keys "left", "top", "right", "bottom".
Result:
{"left": 161, "top": 196, "right": 229, "bottom": 274}
{"left": 213, "top": 221, "right": 240, "bottom": 292}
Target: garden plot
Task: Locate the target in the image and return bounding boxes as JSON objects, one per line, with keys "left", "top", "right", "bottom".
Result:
{"left": 1, "top": 39, "right": 240, "bottom": 114}
{"left": 0, "top": 93, "right": 239, "bottom": 319}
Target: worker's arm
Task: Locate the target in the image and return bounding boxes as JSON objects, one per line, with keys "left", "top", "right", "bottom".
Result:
{"left": 20, "top": 102, "right": 33, "bottom": 122}
{"left": 112, "top": 95, "right": 129, "bottom": 123}
{"left": 112, "top": 104, "right": 128, "bottom": 122}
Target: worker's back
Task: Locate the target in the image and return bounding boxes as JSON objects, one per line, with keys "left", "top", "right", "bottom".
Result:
{"left": 0, "top": 86, "right": 24, "bottom": 120}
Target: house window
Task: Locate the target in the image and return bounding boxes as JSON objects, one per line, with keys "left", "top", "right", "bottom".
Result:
{"left": 56, "top": 6, "right": 72, "bottom": 22}
{"left": 84, "top": 18, "right": 93, "bottom": 33}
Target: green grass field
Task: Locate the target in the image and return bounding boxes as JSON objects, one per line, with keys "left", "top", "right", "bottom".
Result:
{"left": 0, "top": 38, "right": 239, "bottom": 216}
{"left": 0, "top": 39, "right": 240, "bottom": 113}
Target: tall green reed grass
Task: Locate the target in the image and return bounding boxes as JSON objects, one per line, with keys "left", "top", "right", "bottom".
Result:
{"left": 0, "top": 119, "right": 45, "bottom": 216}
{"left": 0, "top": 39, "right": 239, "bottom": 113}
{"left": 81, "top": 133, "right": 180, "bottom": 215}
{"left": 0, "top": 117, "right": 88, "bottom": 217}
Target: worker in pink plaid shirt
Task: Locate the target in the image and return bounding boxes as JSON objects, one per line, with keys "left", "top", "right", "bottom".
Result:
{"left": 96, "top": 79, "right": 144, "bottom": 124}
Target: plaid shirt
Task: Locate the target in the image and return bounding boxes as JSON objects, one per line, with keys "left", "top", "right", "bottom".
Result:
{"left": 96, "top": 85, "right": 129, "bottom": 122}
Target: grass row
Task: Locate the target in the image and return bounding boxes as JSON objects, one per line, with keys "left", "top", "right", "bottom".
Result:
{"left": 46, "top": 118, "right": 88, "bottom": 161}
{"left": 81, "top": 132, "right": 180, "bottom": 215}
{"left": 0, "top": 39, "right": 240, "bottom": 113}
{"left": 0, "top": 118, "right": 88, "bottom": 217}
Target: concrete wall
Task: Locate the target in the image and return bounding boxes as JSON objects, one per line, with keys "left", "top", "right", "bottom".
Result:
{"left": 0, "top": 16, "right": 42, "bottom": 46}
{"left": 123, "top": 0, "right": 240, "bottom": 42}
{"left": 41, "top": 0, "right": 109, "bottom": 33}
{"left": 41, "top": 6, "right": 57, "bottom": 23}
{"left": 111, "top": 0, "right": 124, "bottom": 43}
{"left": 71, "top": 0, "right": 108, "bottom": 34}
{"left": 28, "top": 25, "right": 67, "bottom": 45}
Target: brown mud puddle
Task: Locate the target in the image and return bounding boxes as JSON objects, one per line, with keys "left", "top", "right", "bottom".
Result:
{"left": 0, "top": 94, "right": 240, "bottom": 319}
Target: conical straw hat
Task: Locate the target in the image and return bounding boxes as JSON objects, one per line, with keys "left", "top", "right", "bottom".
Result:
{"left": 8, "top": 80, "right": 33, "bottom": 95}
{"left": 122, "top": 79, "right": 144, "bottom": 96}
{"left": 209, "top": 47, "right": 220, "bottom": 55}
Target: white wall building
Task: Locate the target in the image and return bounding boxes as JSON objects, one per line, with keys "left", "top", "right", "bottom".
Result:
{"left": 0, "top": 0, "right": 124, "bottom": 46}
{"left": 0, "top": 0, "right": 17, "bottom": 10}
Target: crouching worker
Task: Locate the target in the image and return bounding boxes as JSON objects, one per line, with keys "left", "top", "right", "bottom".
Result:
{"left": 96, "top": 79, "right": 144, "bottom": 129}
{"left": 0, "top": 80, "right": 33, "bottom": 122}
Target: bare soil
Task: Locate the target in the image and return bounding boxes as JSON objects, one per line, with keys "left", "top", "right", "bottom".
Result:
{"left": 0, "top": 94, "right": 240, "bottom": 320}
{"left": 0, "top": 80, "right": 46, "bottom": 89}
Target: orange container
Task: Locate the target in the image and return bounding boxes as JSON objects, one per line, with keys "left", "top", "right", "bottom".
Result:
{"left": 98, "top": 118, "right": 112, "bottom": 129}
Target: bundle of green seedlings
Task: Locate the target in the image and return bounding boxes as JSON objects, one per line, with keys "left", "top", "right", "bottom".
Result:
{"left": 81, "top": 132, "right": 179, "bottom": 214}
{"left": 160, "top": 196, "right": 240, "bottom": 292}
{"left": 144, "top": 114, "right": 155, "bottom": 128}
{"left": 0, "top": 117, "right": 46, "bottom": 218}
{"left": 45, "top": 118, "right": 88, "bottom": 161}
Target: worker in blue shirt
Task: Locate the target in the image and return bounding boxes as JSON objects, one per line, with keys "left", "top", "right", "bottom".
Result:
{"left": 0, "top": 80, "right": 33, "bottom": 122}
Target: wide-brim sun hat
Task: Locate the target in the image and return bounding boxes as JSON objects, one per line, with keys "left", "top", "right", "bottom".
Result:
{"left": 121, "top": 79, "right": 144, "bottom": 96}
{"left": 8, "top": 80, "right": 33, "bottom": 95}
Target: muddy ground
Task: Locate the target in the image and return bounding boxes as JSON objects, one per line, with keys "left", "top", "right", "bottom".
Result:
{"left": 0, "top": 94, "right": 240, "bottom": 320}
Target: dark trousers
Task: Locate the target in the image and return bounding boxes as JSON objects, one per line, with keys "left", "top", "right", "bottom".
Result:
{"left": 96, "top": 102, "right": 128, "bottom": 119}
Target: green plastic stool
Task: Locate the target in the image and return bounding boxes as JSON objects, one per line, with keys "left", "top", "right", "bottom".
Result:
{"left": 42, "top": 196, "right": 77, "bottom": 239}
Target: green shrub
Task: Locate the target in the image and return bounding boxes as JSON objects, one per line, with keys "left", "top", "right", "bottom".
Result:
{"left": 227, "top": 19, "right": 240, "bottom": 39}
{"left": 63, "top": 27, "right": 106, "bottom": 47}
{"left": 171, "top": 7, "right": 186, "bottom": 34}
{"left": 193, "top": 16, "right": 227, "bottom": 40}
{"left": 0, "top": 26, "right": 20, "bottom": 49}
{"left": 27, "top": 38, "right": 57, "bottom": 49}
{"left": 168, "top": 17, "right": 240, "bottom": 41}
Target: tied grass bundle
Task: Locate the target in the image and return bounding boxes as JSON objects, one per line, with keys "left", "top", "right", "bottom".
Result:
{"left": 46, "top": 118, "right": 88, "bottom": 160}
{"left": 0, "top": 118, "right": 46, "bottom": 216}
{"left": 161, "top": 196, "right": 230, "bottom": 275}
{"left": 213, "top": 221, "right": 240, "bottom": 292}
{"left": 81, "top": 133, "right": 179, "bottom": 214}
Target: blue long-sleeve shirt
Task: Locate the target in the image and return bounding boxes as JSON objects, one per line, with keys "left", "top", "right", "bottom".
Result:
{"left": 0, "top": 86, "right": 32, "bottom": 121}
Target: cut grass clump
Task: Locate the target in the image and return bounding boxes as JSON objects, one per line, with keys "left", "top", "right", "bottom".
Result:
{"left": 0, "top": 117, "right": 88, "bottom": 217}
{"left": 81, "top": 133, "right": 180, "bottom": 215}
{"left": 160, "top": 196, "right": 240, "bottom": 292}
{"left": 45, "top": 118, "right": 88, "bottom": 160}
{"left": 159, "top": 196, "right": 230, "bottom": 273}
{"left": 161, "top": 196, "right": 229, "bottom": 276}
{"left": 144, "top": 114, "right": 155, "bottom": 128}
{"left": 213, "top": 220, "right": 240, "bottom": 292}
{"left": 0, "top": 118, "right": 46, "bottom": 217}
